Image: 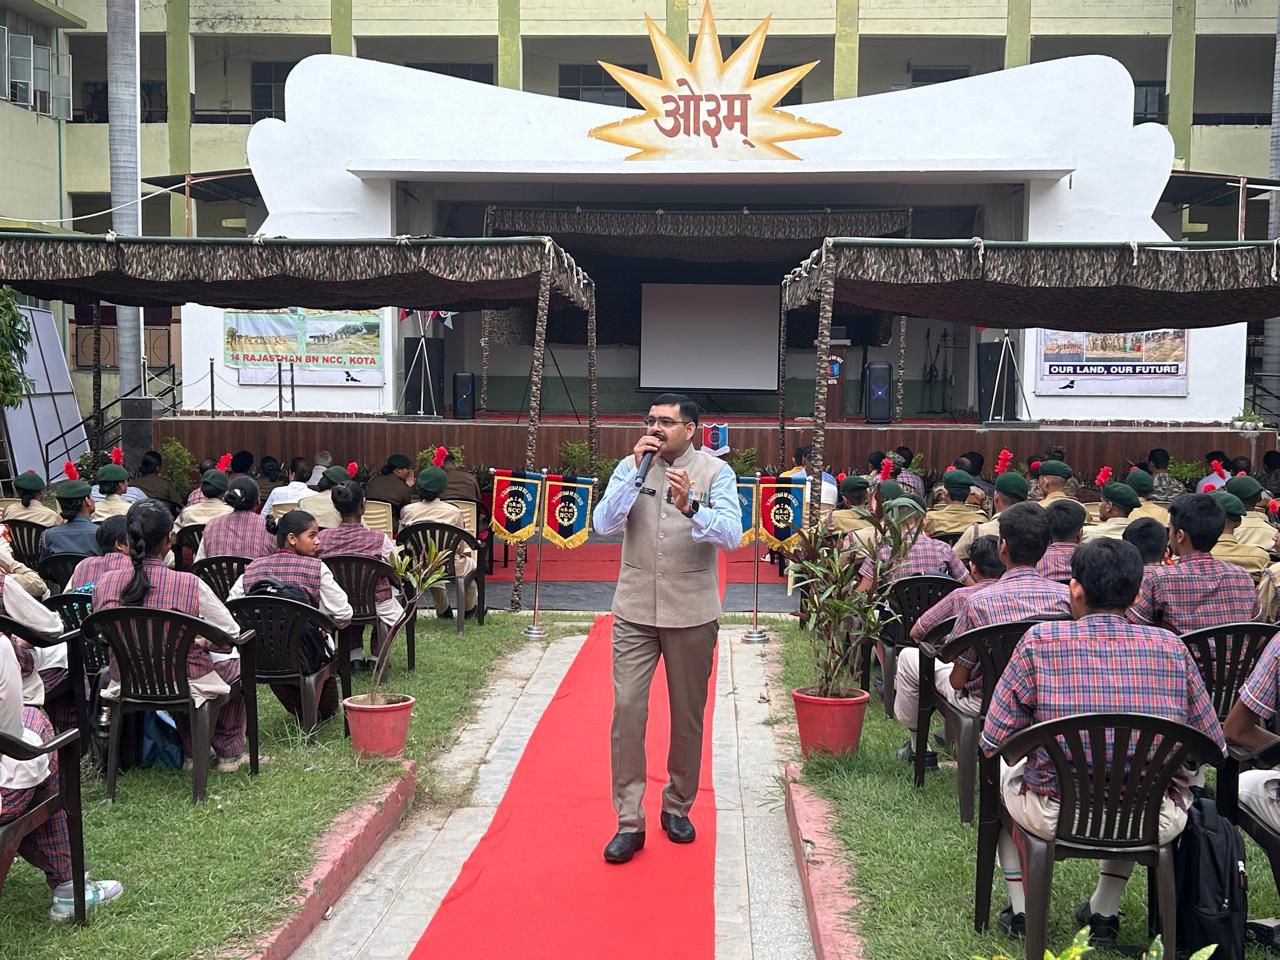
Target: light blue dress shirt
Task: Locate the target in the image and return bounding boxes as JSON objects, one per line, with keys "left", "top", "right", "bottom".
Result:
{"left": 593, "top": 455, "right": 742, "bottom": 552}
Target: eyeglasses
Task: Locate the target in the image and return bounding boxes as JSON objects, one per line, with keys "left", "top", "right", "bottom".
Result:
{"left": 642, "top": 417, "right": 692, "bottom": 428}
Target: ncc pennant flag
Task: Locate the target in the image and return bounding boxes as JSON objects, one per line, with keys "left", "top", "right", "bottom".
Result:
{"left": 757, "top": 476, "right": 807, "bottom": 551}
{"left": 542, "top": 474, "right": 597, "bottom": 549}
{"left": 737, "top": 477, "right": 759, "bottom": 547}
{"left": 701, "top": 423, "right": 730, "bottom": 457}
{"left": 490, "top": 469, "right": 543, "bottom": 544}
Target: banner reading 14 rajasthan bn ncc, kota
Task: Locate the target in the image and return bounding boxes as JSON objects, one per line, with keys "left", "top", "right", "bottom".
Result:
{"left": 1034, "top": 328, "right": 1189, "bottom": 397}
{"left": 224, "top": 307, "right": 386, "bottom": 387}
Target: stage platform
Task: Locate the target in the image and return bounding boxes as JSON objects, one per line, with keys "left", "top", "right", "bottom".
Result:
{"left": 155, "top": 414, "right": 1268, "bottom": 474}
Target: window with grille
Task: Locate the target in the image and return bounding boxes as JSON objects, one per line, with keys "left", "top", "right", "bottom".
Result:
{"left": 558, "top": 63, "right": 645, "bottom": 108}
{"left": 32, "top": 42, "right": 50, "bottom": 114}
{"left": 251, "top": 62, "right": 293, "bottom": 122}
{"left": 51, "top": 53, "right": 70, "bottom": 119}
{"left": 1134, "top": 81, "right": 1166, "bottom": 123}
{"left": 409, "top": 62, "right": 494, "bottom": 84}
{"left": 8, "top": 32, "right": 32, "bottom": 107}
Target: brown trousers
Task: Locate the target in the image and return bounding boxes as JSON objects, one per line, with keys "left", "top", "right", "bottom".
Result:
{"left": 610, "top": 617, "right": 718, "bottom": 833}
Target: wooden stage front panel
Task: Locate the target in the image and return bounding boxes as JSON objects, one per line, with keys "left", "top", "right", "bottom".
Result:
{"left": 155, "top": 416, "right": 1268, "bottom": 475}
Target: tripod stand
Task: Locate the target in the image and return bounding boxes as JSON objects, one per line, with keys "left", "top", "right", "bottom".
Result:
{"left": 394, "top": 310, "right": 441, "bottom": 418}
{"left": 986, "top": 328, "right": 1033, "bottom": 424}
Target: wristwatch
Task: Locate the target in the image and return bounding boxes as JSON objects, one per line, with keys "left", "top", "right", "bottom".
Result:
{"left": 682, "top": 500, "right": 700, "bottom": 519}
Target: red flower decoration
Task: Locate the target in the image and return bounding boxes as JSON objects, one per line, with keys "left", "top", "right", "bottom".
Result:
{"left": 994, "top": 449, "right": 1014, "bottom": 475}
{"left": 216, "top": 452, "right": 232, "bottom": 473}
{"left": 1204, "top": 483, "right": 1218, "bottom": 492}
{"left": 63, "top": 461, "right": 78, "bottom": 481}
{"left": 1270, "top": 499, "right": 1280, "bottom": 516}
{"left": 878, "top": 458, "right": 893, "bottom": 482}
{"left": 1030, "top": 460, "right": 1042, "bottom": 472}
{"left": 836, "top": 472, "right": 847, "bottom": 483}
{"left": 110, "top": 446, "right": 124, "bottom": 466}
{"left": 1212, "top": 459, "right": 1227, "bottom": 480}
{"left": 1095, "top": 465, "right": 1112, "bottom": 488}
{"left": 1237, "top": 471, "right": 1247, "bottom": 477}
{"left": 432, "top": 446, "right": 448, "bottom": 468}
{"left": 346, "top": 461, "right": 358, "bottom": 477}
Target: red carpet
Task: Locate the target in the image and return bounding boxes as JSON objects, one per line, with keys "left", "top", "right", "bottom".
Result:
{"left": 490, "top": 542, "right": 765, "bottom": 583}
{"left": 409, "top": 613, "right": 718, "bottom": 960}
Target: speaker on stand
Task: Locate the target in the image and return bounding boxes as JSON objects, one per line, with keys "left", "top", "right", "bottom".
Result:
{"left": 453, "top": 372, "right": 476, "bottom": 420}
{"left": 864, "top": 361, "right": 892, "bottom": 424}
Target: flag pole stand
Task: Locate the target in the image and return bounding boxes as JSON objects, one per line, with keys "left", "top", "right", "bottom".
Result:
{"left": 521, "top": 469, "right": 549, "bottom": 640}
{"left": 741, "top": 534, "right": 768, "bottom": 643}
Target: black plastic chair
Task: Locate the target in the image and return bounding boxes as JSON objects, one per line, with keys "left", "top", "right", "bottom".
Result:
{"left": 191, "top": 555, "right": 251, "bottom": 604}
{"left": 80, "top": 607, "right": 252, "bottom": 803}
{"left": 444, "top": 497, "right": 494, "bottom": 575}
{"left": 226, "top": 596, "right": 340, "bottom": 741}
{"left": 7, "top": 519, "right": 47, "bottom": 569}
{"left": 932, "top": 531, "right": 963, "bottom": 546}
{"left": 322, "top": 553, "right": 401, "bottom": 675}
{"left": 977, "top": 713, "right": 1224, "bottom": 960}
{"left": 171, "top": 524, "right": 205, "bottom": 572}
{"left": 912, "top": 615, "right": 958, "bottom": 788}
{"left": 883, "top": 575, "right": 963, "bottom": 719}
{"left": 397, "top": 522, "right": 487, "bottom": 636}
{"left": 1227, "top": 739, "right": 1280, "bottom": 897}
{"left": 0, "top": 724, "right": 84, "bottom": 923}
{"left": 43, "top": 593, "right": 99, "bottom": 750}
{"left": 38, "top": 552, "right": 87, "bottom": 594}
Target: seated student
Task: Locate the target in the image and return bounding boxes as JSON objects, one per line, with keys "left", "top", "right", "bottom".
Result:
{"left": 1124, "top": 468, "right": 1171, "bottom": 525}
{"left": 365, "top": 453, "right": 418, "bottom": 523}
{"left": 316, "top": 481, "right": 401, "bottom": 670}
{"left": 227, "top": 450, "right": 254, "bottom": 483}
{"left": 228, "top": 510, "right": 353, "bottom": 721}
{"left": 1209, "top": 490, "right": 1270, "bottom": 583}
{"left": 1081, "top": 481, "right": 1138, "bottom": 542}
{"left": 91, "top": 461, "right": 131, "bottom": 522}
{"left": 3, "top": 555, "right": 72, "bottom": 727}
{"left": 262, "top": 457, "right": 314, "bottom": 514}
{"left": 1036, "top": 500, "right": 1086, "bottom": 583}
{"left": 183, "top": 458, "right": 217, "bottom": 506}
{"left": 0, "top": 641, "right": 123, "bottom": 920}
{"left": 1224, "top": 474, "right": 1277, "bottom": 550}
{"left": 131, "top": 450, "right": 184, "bottom": 509}
{"left": 1224, "top": 632, "right": 1280, "bottom": 835}
{"left": 5, "top": 471, "right": 61, "bottom": 526}
{"left": 982, "top": 538, "right": 1226, "bottom": 947}
{"left": 175, "top": 467, "right": 233, "bottom": 530}
{"left": 923, "top": 469, "right": 986, "bottom": 539}
{"left": 953, "top": 472, "right": 1029, "bottom": 564}
{"left": 1195, "top": 449, "right": 1231, "bottom": 494}
{"left": 255, "top": 456, "right": 284, "bottom": 501}
{"left": 1122, "top": 516, "right": 1169, "bottom": 569}
{"left": 68, "top": 515, "right": 132, "bottom": 593}
{"left": 894, "top": 535, "right": 1006, "bottom": 768}
{"left": 39, "top": 474, "right": 101, "bottom": 561}
{"left": 1033, "top": 460, "right": 1076, "bottom": 505}
{"left": 1148, "top": 447, "right": 1186, "bottom": 504}
{"left": 194, "top": 477, "right": 274, "bottom": 562}
{"left": 441, "top": 448, "right": 482, "bottom": 503}
{"left": 400, "top": 467, "right": 479, "bottom": 619}
{"left": 855, "top": 493, "right": 970, "bottom": 594}
{"left": 1129, "top": 493, "right": 1259, "bottom": 634}
{"left": 298, "top": 465, "right": 352, "bottom": 530}
{"left": 829, "top": 475, "right": 873, "bottom": 534}
{"left": 93, "top": 500, "right": 250, "bottom": 772}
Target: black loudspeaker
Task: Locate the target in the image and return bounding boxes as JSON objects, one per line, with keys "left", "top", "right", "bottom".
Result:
{"left": 403, "top": 337, "right": 445, "bottom": 416}
{"left": 453, "top": 372, "right": 476, "bottom": 420}
{"left": 977, "top": 342, "right": 1016, "bottom": 422}
{"left": 864, "top": 361, "right": 892, "bottom": 424}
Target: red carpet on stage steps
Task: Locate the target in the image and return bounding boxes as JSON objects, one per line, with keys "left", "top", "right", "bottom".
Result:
{"left": 489, "top": 542, "right": 766, "bottom": 583}
{"left": 409, "top": 614, "right": 718, "bottom": 960}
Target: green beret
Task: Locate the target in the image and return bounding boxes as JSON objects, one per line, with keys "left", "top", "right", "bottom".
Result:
{"left": 1125, "top": 468, "right": 1154, "bottom": 496}
{"left": 1211, "top": 490, "right": 1248, "bottom": 519}
{"left": 57, "top": 479, "right": 91, "bottom": 499}
{"left": 877, "top": 480, "right": 904, "bottom": 502}
{"left": 1102, "top": 481, "right": 1140, "bottom": 510}
{"left": 386, "top": 453, "right": 412, "bottom": 470}
{"left": 839, "top": 475, "right": 869, "bottom": 498}
{"left": 323, "top": 465, "right": 350, "bottom": 486}
{"left": 96, "top": 464, "right": 128, "bottom": 483}
{"left": 1225, "top": 475, "right": 1263, "bottom": 501}
{"left": 994, "top": 472, "right": 1029, "bottom": 500}
{"left": 942, "top": 469, "right": 974, "bottom": 489}
{"left": 201, "top": 469, "right": 229, "bottom": 493}
{"left": 1038, "top": 460, "right": 1073, "bottom": 479}
{"left": 14, "top": 471, "right": 45, "bottom": 493}
{"left": 417, "top": 466, "right": 448, "bottom": 494}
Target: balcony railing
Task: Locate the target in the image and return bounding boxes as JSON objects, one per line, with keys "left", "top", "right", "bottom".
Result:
{"left": 1193, "top": 113, "right": 1272, "bottom": 126}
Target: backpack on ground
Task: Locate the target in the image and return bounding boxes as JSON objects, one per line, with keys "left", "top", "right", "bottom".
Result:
{"left": 245, "top": 578, "right": 335, "bottom": 675}
{"left": 1174, "top": 794, "right": 1247, "bottom": 960}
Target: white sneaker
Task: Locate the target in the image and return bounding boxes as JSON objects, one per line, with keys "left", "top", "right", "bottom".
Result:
{"left": 49, "top": 878, "right": 123, "bottom": 921}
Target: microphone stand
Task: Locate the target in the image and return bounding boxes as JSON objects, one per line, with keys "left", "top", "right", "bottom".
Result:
{"left": 521, "top": 468, "right": 550, "bottom": 641}
{"left": 742, "top": 471, "right": 768, "bottom": 644}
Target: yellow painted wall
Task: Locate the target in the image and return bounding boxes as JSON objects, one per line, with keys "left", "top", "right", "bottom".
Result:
{"left": 1196, "top": 0, "right": 1276, "bottom": 35}
{"left": 354, "top": 0, "right": 497, "bottom": 37}
{"left": 64, "top": 122, "right": 171, "bottom": 194}
{"left": 687, "top": 0, "right": 836, "bottom": 36}
{"left": 190, "top": 0, "right": 331, "bottom": 34}
{"left": 858, "top": 36, "right": 1005, "bottom": 96}
{"left": 0, "top": 106, "right": 62, "bottom": 223}
{"left": 60, "top": 0, "right": 167, "bottom": 34}
{"left": 1032, "top": 1, "right": 1174, "bottom": 36}
{"left": 1190, "top": 125, "right": 1269, "bottom": 178}
{"left": 859, "top": 0, "right": 1006, "bottom": 37}
{"left": 192, "top": 124, "right": 250, "bottom": 170}
{"left": 521, "top": 0, "right": 664, "bottom": 37}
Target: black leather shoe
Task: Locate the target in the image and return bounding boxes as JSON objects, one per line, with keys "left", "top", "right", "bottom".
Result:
{"left": 603, "top": 831, "right": 645, "bottom": 864}
{"left": 997, "top": 904, "right": 1025, "bottom": 941}
{"left": 660, "top": 812, "right": 696, "bottom": 844}
{"left": 1074, "top": 901, "right": 1120, "bottom": 949}
{"left": 436, "top": 608, "right": 454, "bottom": 620}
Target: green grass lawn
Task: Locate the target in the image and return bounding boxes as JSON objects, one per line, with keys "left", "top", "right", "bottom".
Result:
{"left": 0, "top": 611, "right": 595, "bottom": 960}
{"left": 777, "top": 622, "right": 1280, "bottom": 960}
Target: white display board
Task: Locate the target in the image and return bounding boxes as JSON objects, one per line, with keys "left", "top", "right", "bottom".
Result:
{"left": 639, "top": 283, "right": 779, "bottom": 392}
{"left": 1034, "top": 328, "right": 1189, "bottom": 398}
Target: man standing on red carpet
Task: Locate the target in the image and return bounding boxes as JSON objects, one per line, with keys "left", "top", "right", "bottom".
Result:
{"left": 593, "top": 394, "right": 743, "bottom": 864}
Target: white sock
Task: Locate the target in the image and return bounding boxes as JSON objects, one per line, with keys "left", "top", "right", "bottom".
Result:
{"left": 997, "top": 829, "right": 1025, "bottom": 913}
{"left": 1089, "top": 861, "right": 1134, "bottom": 916}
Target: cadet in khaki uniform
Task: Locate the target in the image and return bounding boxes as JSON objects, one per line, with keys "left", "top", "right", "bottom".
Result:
{"left": 593, "top": 395, "right": 742, "bottom": 865}
{"left": 91, "top": 463, "right": 131, "bottom": 522}
{"left": 4, "top": 472, "right": 60, "bottom": 527}
{"left": 298, "top": 465, "right": 350, "bottom": 529}
{"left": 1082, "top": 482, "right": 1139, "bottom": 542}
{"left": 1125, "top": 469, "right": 1171, "bottom": 526}
{"left": 924, "top": 469, "right": 986, "bottom": 539}
{"left": 1224, "top": 475, "right": 1277, "bottom": 551}
{"left": 829, "top": 475, "right": 873, "bottom": 534}
{"left": 953, "top": 472, "right": 1030, "bottom": 562}
{"left": 1211, "top": 490, "right": 1270, "bottom": 583}
{"left": 399, "top": 467, "right": 477, "bottom": 618}
{"left": 175, "top": 468, "right": 234, "bottom": 530}
{"left": 1036, "top": 460, "right": 1076, "bottom": 505}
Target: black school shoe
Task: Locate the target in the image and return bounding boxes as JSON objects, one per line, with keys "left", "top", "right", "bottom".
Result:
{"left": 895, "top": 740, "right": 939, "bottom": 770}
{"left": 1074, "top": 901, "right": 1120, "bottom": 949}
{"left": 997, "top": 904, "right": 1025, "bottom": 940}
{"left": 603, "top": 831, "right": 645, "bottom": 864}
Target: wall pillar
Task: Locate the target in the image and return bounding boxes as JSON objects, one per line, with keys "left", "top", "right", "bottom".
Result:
{"left": 165, "top": 0, "right": 191, "bottom": 237}
{"left": 1168, "top": 0, "right": 1196, "bottom": 168}
{"left": 834, "top": 0, "right": 859, "bottom": 99}
{"left": 666, "top": 0, "right": 688, "bottom": 53}
{"left": 1004, "top": 0, "right": 1031, "bottom": 69}
{"left": 331, "top": 0, "right": 353, "bottom": 56}
{"left": 498, "top": 0, "right": 521, "bottom": 90}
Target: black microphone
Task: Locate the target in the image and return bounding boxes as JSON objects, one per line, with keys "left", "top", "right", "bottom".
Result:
{"left": 635, "top": 450, "right": 656, "bottom": 489}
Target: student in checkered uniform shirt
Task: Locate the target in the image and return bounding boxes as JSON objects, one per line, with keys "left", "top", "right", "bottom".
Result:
{"left": 855, "top": 493, "right": 970, "bottom": 593}
{"left": 1035, "top": 500, "right": 1085, "bottom": 583}
{"left": 1227, "top": 636, "right": 1280, "bottom": 832}
{"left": 982, "top": 538, "right": 1226, "bottom": 947}
{"left": 1127, "top": 493, "right": 1259, "bottom": 634}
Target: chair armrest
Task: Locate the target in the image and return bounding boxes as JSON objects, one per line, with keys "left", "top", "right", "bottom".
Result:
{"left": 918, "top": 641, "right": 941, "bottom": 659}
{"left": 234, "top": 629, "right": 256, "bottom": 647}
{"left": 0, "top": 727, "right": 79, "bottom": 761}
{"left": 1229, "top": 737, "right": 1280, "bottom": 769}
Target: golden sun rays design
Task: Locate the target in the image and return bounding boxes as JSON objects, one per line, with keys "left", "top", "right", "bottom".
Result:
{"left": 587, "top": 4, "right": 841, "bottom": 161}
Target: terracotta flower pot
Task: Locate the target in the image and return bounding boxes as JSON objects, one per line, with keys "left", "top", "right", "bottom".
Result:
{"left": 344, "top": 693, "right": 415, "bottom": 758}
{"left": 792, "top": 687, "right": 871, "bottom": 758}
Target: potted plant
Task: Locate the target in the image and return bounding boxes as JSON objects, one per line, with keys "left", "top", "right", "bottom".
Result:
{"left": 344, "top": 542, "right": 447, "bottom": 758}
{"left": 1232, "top": 406, "right": 1266, "bottom": 434}
{"left": 788, "top": 494, "right": 923, "bottom": 757}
